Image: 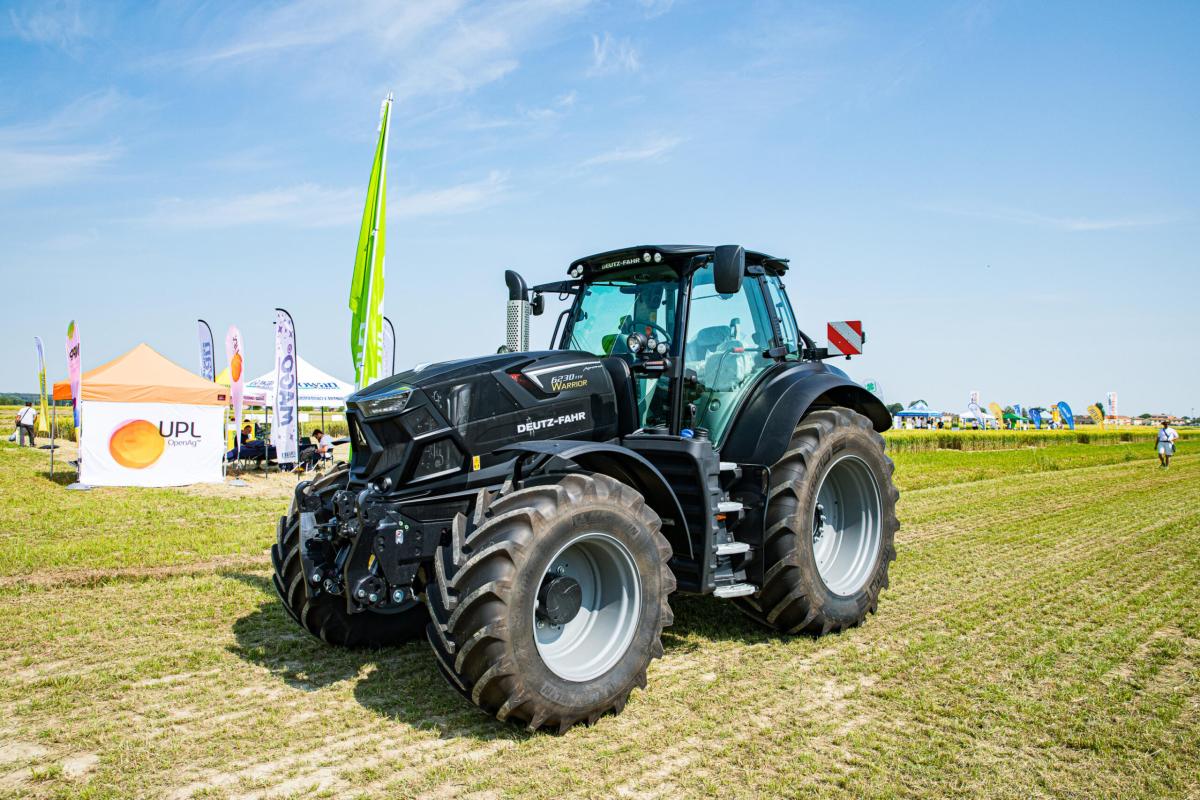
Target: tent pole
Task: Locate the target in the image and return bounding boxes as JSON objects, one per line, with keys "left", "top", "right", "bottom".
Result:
{"left": 50, "top": 402, "right": 56, "bottom": 478}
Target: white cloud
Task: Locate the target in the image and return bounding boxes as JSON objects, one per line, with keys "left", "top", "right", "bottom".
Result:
{"left": 928, "top": 204, "right": 1180, "bottom": 232}
{"left": 393, "top": 171, "right": 508, "bottom": 217}
{"left": 146, "top": 184, "right": 358, "bottom": 230}
{"left": 0, "top": 145, "right": 118, "bottom": 190}
{"left": 637, "top": 0, "right": 676, "bottom": 19}
{"left": 7, "top": 0, "right": 93, "bottom": 50}
{"left": 580, "top": 136, "right": 680, "bottom": 167}
{"left": 588, "top": 33, "right": 640, "bottom": 76}
{"left": 0, "top": 90, "right": 123, "bottom": 190}
{"left": 180, "top": 0, "right": 590, "bottom": 105}
{"left": 146, "top": 173, "right": 509, "bottom": 229}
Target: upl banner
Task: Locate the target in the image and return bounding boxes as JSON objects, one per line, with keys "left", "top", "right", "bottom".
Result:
{"left": 198, "top": 319, "right": 216, "bottom": 381}
{"left": 79, "top": 401, "right": 224, "bottom": 487}
{"left": 225, "top": 325, "right": 244, "bottom": 451}
{"left": 34, "top": 336, "right": 50, "bottom": 433}
{"left": 66, "top": 320, "right": 81, "bottom": 429}
{"left": 272, "top": 309, "right": 299, "bottom": 464}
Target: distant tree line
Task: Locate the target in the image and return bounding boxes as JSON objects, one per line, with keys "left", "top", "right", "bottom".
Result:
{"left": 0, "top": 392, "right": 38, "bottom": 405}
{"left": 0, "top": 392, "right": 69, "bottom": 405}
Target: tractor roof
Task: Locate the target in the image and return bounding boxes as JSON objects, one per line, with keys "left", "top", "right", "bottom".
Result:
{"left": 569, "top": 245, "right": 789, "bottom": 278}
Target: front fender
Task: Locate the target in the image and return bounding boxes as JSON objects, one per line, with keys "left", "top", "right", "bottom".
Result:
{"left": 497, "top": 439, "right": 691, "bottom": 558}
{"left": 720, "top": 362, "right": 890, "bottom": 467}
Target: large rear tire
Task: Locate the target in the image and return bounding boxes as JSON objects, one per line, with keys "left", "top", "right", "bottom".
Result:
{"left": 735, "top": 408, "right": 899, "bottom": 634}
{"left": 425, "top": 473, "right": 675, "bottom": 733}
{"left": 270, "top": 466, "right": 428, "bottom": 647}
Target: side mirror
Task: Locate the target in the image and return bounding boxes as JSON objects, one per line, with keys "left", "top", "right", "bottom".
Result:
{"left": 713, "top": 245, "right": 745, "bottom": 295}
{"left": 531, "top": 292, "right": 545, "bottom": 316}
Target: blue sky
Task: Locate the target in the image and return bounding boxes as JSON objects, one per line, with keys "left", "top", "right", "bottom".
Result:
{"left": 1, "top": 0, "right": 1197, "bottom": 416}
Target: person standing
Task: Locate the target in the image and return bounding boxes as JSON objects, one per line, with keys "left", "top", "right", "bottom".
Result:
{"left": 15, "top": 402, "right": 38, "bottom": 447}
{"left": 1157, "top": 419, "right": 1179, "bottom": 468}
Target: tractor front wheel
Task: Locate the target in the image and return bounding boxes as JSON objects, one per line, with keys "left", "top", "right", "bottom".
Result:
{"left": 425, "top": 473, "right": 674, "bottom": 733}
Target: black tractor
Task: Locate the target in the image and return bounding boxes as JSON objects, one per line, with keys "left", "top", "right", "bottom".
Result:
{"left": 272, "top": 245, "right": 898, "bottom": 732}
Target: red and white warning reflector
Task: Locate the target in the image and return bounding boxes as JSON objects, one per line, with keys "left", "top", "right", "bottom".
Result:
{"left": 826, "top": 320, "right": 863, "bottom": 356}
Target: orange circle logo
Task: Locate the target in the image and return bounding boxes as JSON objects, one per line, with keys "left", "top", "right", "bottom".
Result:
{"left": 230, "top": 352, "right": 243, "bottom": 382}
{"left": 109, "top": 420, "right": 165, "bottom": 469}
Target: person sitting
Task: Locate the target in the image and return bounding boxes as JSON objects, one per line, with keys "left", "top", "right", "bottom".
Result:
{"left": 299, "top": 428, "right": 336, "bottom": 469}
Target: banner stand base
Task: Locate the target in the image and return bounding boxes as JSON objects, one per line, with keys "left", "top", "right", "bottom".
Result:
{"left": 228, "top": 478, "right": 249, "bottom": 487}
{"left": 66, "top": 483, "right": 92, "bottom": 491}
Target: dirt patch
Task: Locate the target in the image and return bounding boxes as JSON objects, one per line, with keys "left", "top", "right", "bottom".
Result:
{"left": 0, "top": 555, "right": 266, "bottom": 590}
{"left": 62, "top": 752, "right": 99, "bottom": 779}
{"left": 0, "top": 741, "right": 48, "bottom": 765}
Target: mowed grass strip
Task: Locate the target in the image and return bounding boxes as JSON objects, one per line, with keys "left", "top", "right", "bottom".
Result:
{"left": 889, "top": 440, "right": 1162, "bottom": 491}
{"left": 0, "top": 442, "right": 1196, "bottom": 798}
{"left": 0, "top": 445, "right": 286, "bottom": 578}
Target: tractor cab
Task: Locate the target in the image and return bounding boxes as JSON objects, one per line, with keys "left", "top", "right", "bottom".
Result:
{"left": 533, "top": 245, "right": 805, "bottom": 445}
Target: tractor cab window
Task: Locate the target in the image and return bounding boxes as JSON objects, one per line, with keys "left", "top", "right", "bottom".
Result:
{"left": 684, "top": 263, "right": 774, "bottom": 442}
{"left": 564, "top": 267, "right": 678, "bottom": 358}
{"left": 564, "top": 266, "right": 679, "bottom": 429}
{"left": 764, "top": 275, "right": 800, "bottom": 356}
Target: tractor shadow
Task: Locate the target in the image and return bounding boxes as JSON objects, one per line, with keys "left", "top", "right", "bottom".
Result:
{"left": 225, "top": 573, "right": 784, "bottom": 741}
{"left": 225, "top": 572, "right": 531, "bottom": 743}
{"left": 661, "top": 593, "right": 786, "bottom": 653}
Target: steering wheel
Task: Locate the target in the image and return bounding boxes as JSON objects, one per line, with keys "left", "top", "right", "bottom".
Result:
{"left": 630, "top": 321, "right": 672, "bottom": 349}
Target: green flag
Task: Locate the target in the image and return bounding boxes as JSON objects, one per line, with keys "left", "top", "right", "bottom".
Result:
{"left": 350, "top": 95, "right": 392, "bottom": 389}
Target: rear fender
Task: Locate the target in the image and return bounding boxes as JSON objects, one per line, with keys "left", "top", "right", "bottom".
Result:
{"left": 720, "top": 363, "right": 890, "bottom": 467}
{"left": 497, "top": 440, "right": 691, "bottom": 558}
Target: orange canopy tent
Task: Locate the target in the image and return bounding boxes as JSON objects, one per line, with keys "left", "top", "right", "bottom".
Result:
{"left": 53, "top": 343, "right": 228, "bottom": 406}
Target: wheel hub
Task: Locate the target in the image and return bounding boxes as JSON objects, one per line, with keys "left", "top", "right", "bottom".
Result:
{"left": 811, "top": 455, "right": 883, "bottom": 596}
{"left": 533, "top": 533, "right": 642, "bottom": 682}
{"left": 537, "top": 574, "right": 583, "bottom": 626}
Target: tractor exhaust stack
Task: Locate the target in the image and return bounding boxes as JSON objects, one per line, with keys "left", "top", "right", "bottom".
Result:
{"left": 505, "top": 270, "right": 530, "bottom": 352}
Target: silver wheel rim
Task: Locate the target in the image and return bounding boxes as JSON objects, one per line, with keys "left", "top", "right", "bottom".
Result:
{"left": 534, "top": 532, "right": 641, "bottom": 682}
{"left": 811, "top": 454, "right": 883, "bottom": 596}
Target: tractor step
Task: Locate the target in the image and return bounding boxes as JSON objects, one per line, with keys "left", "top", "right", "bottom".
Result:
{"left": 717, "top": 500, "right": 743, "bottom": 514}
{"left": 714, "top": 541, "right": 750, "bottom": 556}
{"left": 713, "top": 583, "right": 757, "bottom": 599}
{"left": 719, "top": 461, "right": 738, "bottom": 472}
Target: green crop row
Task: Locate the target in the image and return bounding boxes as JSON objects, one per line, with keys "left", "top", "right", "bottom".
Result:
{"left": 884, "top": 427, "right": 1197, "bottom": 452}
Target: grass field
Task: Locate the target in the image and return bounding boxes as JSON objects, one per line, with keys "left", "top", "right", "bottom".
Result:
{"left": 0, "top": 438, "right": 1197, "bottom": 799}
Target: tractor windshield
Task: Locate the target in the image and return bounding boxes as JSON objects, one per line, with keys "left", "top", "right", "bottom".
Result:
{"left": 564, "top": 266, "right": 679, "bottom": 357}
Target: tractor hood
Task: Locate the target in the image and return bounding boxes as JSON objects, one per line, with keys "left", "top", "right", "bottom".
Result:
{"left": 350, "top": 350, "right": 565, "bottom": 404}
{"left": 345, "top": 350, "right": 621, "bottom": 489}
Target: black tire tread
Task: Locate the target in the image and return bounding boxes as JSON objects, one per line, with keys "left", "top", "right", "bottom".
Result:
{"left": 425, "top": 473, "right": 674, "bottom": 733}
{"left": 734, "top": 407, "right": 899, "bottom": 635}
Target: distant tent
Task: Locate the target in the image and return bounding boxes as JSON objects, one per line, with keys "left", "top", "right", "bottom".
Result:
{"left": 244, "top": 356, "right": 354, "bottom": 408}
{"left": 959, "top": 408, "right": 997, "bottom": 428}
{"left": 895, "top": 400, "right": 942, "bottom": 418}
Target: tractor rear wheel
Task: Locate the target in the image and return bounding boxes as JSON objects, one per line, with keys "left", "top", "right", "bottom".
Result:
{"left": 736, "top": 408, "right": 898, "bottom": 635}
{"left": 425, "top": 473, "right": 674, "bottom": 733}
{"left": 271, "top": 466, "right": 428, "bottom": 647}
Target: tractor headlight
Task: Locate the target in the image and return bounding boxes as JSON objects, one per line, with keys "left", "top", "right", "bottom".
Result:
{"left": 569, "top": 264, "right": 583, "bottom": 278}
{"left": 646, "top": 337, "right": 658, "bottom": 352}
{"left": 655, "top": 342, "right": 668, "bottom": 355}
{"left": 360, "top": 389, "right": 413, "bottom": 418}
{"left": 626, "top": 333, "right": 645, "bottom": 353}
